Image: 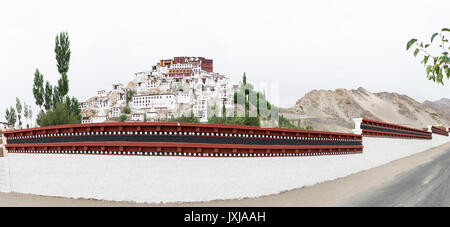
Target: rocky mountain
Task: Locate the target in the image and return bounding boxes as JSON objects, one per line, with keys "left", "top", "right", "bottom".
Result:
{"left": 283, "top": 87, "right": 448, "bottom": 133}
{"left": 423, "top": 98, "right": 450, "bottom": 123}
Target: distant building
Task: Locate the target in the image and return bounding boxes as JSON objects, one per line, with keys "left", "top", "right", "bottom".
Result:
{"left": 109, "top": 107, "right": 121, "bottom": 118}
{"left": 80, "top": 57, "right": 237, "bottom": 123}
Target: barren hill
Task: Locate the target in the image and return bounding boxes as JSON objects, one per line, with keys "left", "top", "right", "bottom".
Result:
{"left": 283, "top": 87, "right": 448, "bottom": 133}
{"left": 423, "top": 98, "right": 450, "bottom": 123}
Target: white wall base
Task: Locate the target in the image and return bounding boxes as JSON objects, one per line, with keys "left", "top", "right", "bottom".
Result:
{"left": 0, "top": 158, "right": 11, "bottom": 193}
{"left": 6, "top": 135, "right": 450, "bottom": 203}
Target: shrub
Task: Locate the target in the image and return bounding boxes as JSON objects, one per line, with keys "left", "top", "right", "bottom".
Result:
{"left": 36, "top": 102, "right": 81, "bottom": 127}
{"left": 119, "top": 114, "right": 127, "bottom": 122}
{"left": 122, "top": 106, "right": 131, "bottom": 114}
{"left": 167, "top": 114, "right": 200, "bottom": 123}
{"left": 208, "top": 116, "right": 260, "bottom": 126}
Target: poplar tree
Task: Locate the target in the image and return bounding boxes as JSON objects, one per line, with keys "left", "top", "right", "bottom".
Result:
{"left": 55, "top": 31, "right": 71, "bottom": 99}
{"left": 32, "top": 69, "right": 44, "bottom": 108}
{"left": 16, "top": 97, "right": 23, "bottom": 128}
{"left": 125, "top": 90, "right": 133, "bottom": 106}
{"left": 5, "top": 107, "right": 16, "bottom": 128}
{"left": 24, "top": 102, "right": 29, "bottom": 128}
{"left": 28, "top": 104, "right": 33, "bottom": 127}
{"left": 44, "top": 81, "right": 53, "bottom": 111}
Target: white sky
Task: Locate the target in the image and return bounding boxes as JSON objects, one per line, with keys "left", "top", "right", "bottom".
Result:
{"left": 1, "top": 0, "right": 449, "bottom": 123}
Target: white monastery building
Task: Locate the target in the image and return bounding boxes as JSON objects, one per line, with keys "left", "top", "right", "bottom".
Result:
{"left": 81, "top": 57, "right": 238, "bottom": 123}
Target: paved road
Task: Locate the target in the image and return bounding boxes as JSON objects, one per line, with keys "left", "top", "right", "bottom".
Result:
{"left": 346, "top": 148, "right": 450, "bottom": 207}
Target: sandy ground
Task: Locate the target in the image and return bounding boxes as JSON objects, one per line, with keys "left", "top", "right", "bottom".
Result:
{"left": 1, "top": 141, "right": 450, "bottom": 207}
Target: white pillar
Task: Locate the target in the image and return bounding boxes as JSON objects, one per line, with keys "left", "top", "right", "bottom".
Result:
{"left": 353, "top": 118, "right": 363, "bottom": 135}
{"left": 427, "top": 125, "right": 432, "bottom": 132}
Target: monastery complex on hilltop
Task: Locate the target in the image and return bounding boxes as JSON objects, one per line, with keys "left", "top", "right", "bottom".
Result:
{"left": 80, "top": 57, "right": 239, "bottom": 123}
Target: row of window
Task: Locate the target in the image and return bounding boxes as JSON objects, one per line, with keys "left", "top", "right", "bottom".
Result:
{"left": 133, "top": 95, "right": 174, "bottom": 100}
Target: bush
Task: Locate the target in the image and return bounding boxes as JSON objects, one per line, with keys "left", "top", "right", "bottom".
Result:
{"left": 119, "top": 114, "right": 127, "bottom": 122}
{"left": 208, "top": 116, "right": 260, "bottom": 126}
{"left": 122, "top": 106, "right": 131, "bottom": 114}
{"left": 167, "top": 114, "right": 200, "bottom": 123}
{"left": 277, "top": 115, "right": 314, "bottom": 130}
{"left": 36, "top": 102, "right": 81, "bottom": 127}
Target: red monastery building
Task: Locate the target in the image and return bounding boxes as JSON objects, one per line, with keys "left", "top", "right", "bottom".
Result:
{"left": 157, "top": 56, "right": 214, "bottom": 77}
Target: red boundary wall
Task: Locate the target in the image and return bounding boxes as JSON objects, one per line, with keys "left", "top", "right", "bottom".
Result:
{"left": 359, "top": 118, "right": 432, "bottom": 139}
{"left": 430, "top": 126, "right": 449, "bottom": 136}
{"left": 3, "top": 122, "right": 363, "bottom": 157}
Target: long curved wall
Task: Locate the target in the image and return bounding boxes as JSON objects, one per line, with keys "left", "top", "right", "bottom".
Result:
{"left": 2, "top": 122, "right": 449, "bottom": 203}
{"left": 4, "top": 122, "right": 363, "bottom": 157}
{"left": 353, "top": 118, "right": 432, "bottom": 139}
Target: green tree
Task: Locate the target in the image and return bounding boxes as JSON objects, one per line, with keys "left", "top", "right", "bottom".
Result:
{"left": 16, "top": 97, "right": 22, "bottom": 128}
{"left": 52, "top": 85, "right": 62, "bottom": 106}
{"left": 36, "top": 110, "right": 45, "bottom": 127}
{"left": 32, "top": 69, "right": 44, "bottom": 108}
{"left": 143, "top": 113, "right": 147, "bottom": 122}
{"left": 243, "top": 72, "right": 247, "bottom": 85}
{"left": 125, "top": 90, "right": 133, "bottom": 106}
{"left": 69, "top": 97, "right": 81, "bottom": 118}
{"left": 63, "top": 96, "right": 82, "bottom": 122}
{"left": 55, "top": 31, "right": 71, "bottom": 98}
{"left": 5, "top": 107, "right": 17, "bottom": 128}
{"left": 44, "top": 81, "right": 53, "bottom": 110}
{"left": 23, "top": 102, "right": 29, "bottom": 128}
{"left": 28, "top": 104, "right": 32, "bottom": 127}
{"left": 407, "top": 28, "right": 450, "bottom": 84}
{"left": 222, "top": 100, "right": 226, "bottom": 117}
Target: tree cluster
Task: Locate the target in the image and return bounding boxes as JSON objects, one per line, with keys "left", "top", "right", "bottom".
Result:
{"left": 32, "top": 32, "right": 81, "bottom": 127}
{"left": 4, "top": 98, "right": 32, "bottom": 129}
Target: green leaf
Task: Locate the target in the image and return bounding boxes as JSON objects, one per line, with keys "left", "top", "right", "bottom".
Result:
{"left": 414, "top": 48, "right": 420, "bottom": 57}
{"left": 423, "top": 55, "right": 430, "bottom": 65}
{"left": 425, "top": 44, "right": 430, "bottom": 48}
{"left": 426, "top": 65, "right": 433, "bottom": 75}
{"left": 437, "top": 72, "right": 443, "bottom": 84}
{"left": 406, "top": 38, "right": 417, "bottom": 50}
{"left": 444, "top": 56, "right": 450, "bottom": 63}
{"left": 431, "top": 33, "right": 439, "bottom": 42}
{"left": 442, "top": 28, "right": 450, "bottom": 32}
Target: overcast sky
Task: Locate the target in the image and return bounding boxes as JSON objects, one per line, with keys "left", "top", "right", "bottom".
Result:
{"left": 1, "top": 0, "right": 449, "bottom": 123}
